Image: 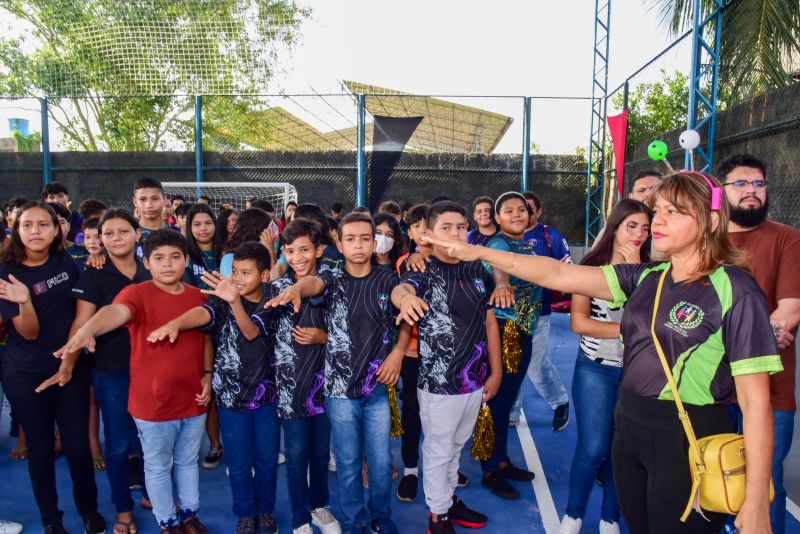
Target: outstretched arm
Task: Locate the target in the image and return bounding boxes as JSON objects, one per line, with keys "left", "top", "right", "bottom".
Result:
{"left": 147, "top": 307, "right": 211, "bottom": 344}
{"left": 263, "top": 276, "right": 326, "bottom": 313}
{"left": 55, "top": 303, "right": 132, "bottom": 357}
{"left": 421, "top": 235, "right": 613, "bottom": 301}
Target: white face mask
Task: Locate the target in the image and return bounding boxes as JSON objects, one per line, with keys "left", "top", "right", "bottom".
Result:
{"left": 375, "top": 234, "right": 395, "bottom": 254}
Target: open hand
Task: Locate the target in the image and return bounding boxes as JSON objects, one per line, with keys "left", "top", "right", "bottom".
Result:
{"left": 419, "top": 235, "right": 482, "bottom": 261}
{"left": 396, "top": 294, "right": 429, "bottom": 326}
{"left": 147, "top": 322, "right": 180, "bottom": 344}
{"left": 0, "top": 275, "right": 30, "bottom": 304}
{"left": 489, "top": 285, "right": 515, "bottom": 308}
{"left": 200, "top": 272, "right": 239, "bottom": 303}
{"left": 406, "top": 253, "right": 429, "bottom": 273}
{"left": 86, "top": 253, "right": 107, "bottom": 270}
{"left": 35, "top": 365, "right": 73, "bottom": 393}
{"left": 54, "top": 327, "right": 96, "bottom": 357}
{"left": 263, "top": 286, "right": 302, "bottom": 313}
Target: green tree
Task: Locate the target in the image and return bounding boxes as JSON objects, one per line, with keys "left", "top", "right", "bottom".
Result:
{"left": 648, "top": 0, "right": 800, "bottom": 99}
{"left": 0, "top": 0, "right": 309, "bottom": 151}
{"left": 612, "top": 69, "right": 689, "bottom": 147}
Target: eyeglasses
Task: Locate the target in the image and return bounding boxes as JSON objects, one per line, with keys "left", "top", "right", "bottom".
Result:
{"left": 724, "top": 179, "right": 767, "bottom": 190}
{"left": 625, "top": 221, "right": 650, "bottom": 236}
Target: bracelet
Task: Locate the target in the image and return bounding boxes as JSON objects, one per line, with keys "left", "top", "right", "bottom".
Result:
{"left": 507, "top": 253, "right": 517, "bottom": 272}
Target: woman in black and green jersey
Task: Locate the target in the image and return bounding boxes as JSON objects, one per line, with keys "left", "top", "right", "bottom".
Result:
{"left": 422, "top": 172, "right": 781, "bottom": 534}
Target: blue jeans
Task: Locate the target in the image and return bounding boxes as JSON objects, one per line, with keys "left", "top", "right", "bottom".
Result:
{"left": 482, "top": 320, "right": 533, "bottom": 473}
{"left": 565, "top": 351, "right": 621, "bottom": 523}
{"left": 510, "top": 315, "right": 569, "bottom": 420}
{"left": 728, "top": 406, "right": 794, "bottom": 534}
{"left": 93, "top": 370, "right": 144, "bottom": 514}
{"left": 326, "top": 385, "right": 392, "bottom": 530}
{"left": 282, "top": 413, "right": 332, "bottom": 527}
{"left": 217, "top": 403, "right": 280, "bottom": 519}
{"left": 134, "top": 414, "right": 207, "bottom": 528}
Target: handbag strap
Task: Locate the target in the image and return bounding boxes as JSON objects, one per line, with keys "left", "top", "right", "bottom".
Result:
{"left": 650, "top": 268, "right": 706, "bottom": 469}
{"left": 651, "top": 268, "right": 709, "bottom": 522}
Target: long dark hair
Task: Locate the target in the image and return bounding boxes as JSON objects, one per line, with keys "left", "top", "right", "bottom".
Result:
{"left": 217, "top": 208, "right": 236, "bottom": 249}
{"left": 581, "top": 199, "right": 653, "bottom": 267}
{"left": 373, "top": 213, "right": 407, "bottom": 267}
{"left": 186, "top": 203, "right": 222, "bottom": 266}
{"left": 1, "top": 201, "right": 67, "bottom": 265}
{"left": 225, "top": 208, "right": 271, "bottom": 253}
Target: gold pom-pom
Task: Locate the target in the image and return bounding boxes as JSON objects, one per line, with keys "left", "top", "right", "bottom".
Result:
{"left": 502, "top": 320, "right": 522, "bottom": 374}
{"left": 470, "top": 403, "right": 495, "bottom": 461}
{"left": 388, "top": 384, "right": 403, "bottom": 438}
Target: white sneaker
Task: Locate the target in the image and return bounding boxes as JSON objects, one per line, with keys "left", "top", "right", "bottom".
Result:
{"left": 293, "top": 524, "right": 313, "bottom": 534}
{"left": 0, "top": 520, "right": 23, "bottom": 534}
{"left": 278, "top": 452, "right": 286, "bottom": 465}
{"left": 559, "top": 515, "right": 582, "bottom": 534}
{"left": 311, "top": 507, "right": 342, "bottom": 534}
{"left": 599, "top": 520, "right": 620, "bottom": 534}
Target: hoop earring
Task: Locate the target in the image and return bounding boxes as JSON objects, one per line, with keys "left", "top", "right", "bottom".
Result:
{"left": 701, "top": 234, "right": 708, "bottom": 252}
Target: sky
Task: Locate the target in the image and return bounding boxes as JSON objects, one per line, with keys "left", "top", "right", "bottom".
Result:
{"left": 0, "top": 0, "right": 690, "bottom": 153}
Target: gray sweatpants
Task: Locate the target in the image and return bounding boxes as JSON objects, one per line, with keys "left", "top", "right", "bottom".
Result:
{"left": 418, "top": 387, "right": 483, "bottom": 515}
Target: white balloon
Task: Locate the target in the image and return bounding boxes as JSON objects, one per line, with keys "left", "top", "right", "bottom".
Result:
{"left": 679, "top": 129, "right": 701, "bottom": 150}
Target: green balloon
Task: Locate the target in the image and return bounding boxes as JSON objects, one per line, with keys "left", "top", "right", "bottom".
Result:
{"left": 648, "top": 140, "right": 668, "bottom": 161}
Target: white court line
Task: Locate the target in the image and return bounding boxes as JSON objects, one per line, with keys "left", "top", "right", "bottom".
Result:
{"left": 517, "top": 409, "right": 560, "bottom": 534}
{"left": 788, "top": 498, "right": 800, "bottom": 522}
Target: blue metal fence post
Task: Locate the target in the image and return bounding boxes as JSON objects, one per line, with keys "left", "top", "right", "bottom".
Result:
{"left": 195, "top": 95, "right": 204, "bottom": 183}
{"left": 521, "top": 97, "right": 532, "bottom": 192}
{"left": 356, "top": 94, "right": 366, "bottom": 207}
{"left": 41, "top": 98, "right": 52, "bottom": 185}
{"left": 585, "top": 0, "right": 611, "bottom": 246}
{"left": 685, "top": 0, "right": 722, "bottom": 171}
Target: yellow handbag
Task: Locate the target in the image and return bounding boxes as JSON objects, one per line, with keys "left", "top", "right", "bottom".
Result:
{"left": 650, "top": 269, "right": 774, "bottom": 522}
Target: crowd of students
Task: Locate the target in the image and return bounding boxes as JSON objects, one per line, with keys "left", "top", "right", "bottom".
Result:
{"left": 0, "top": 152, "right": 797, "bottom": 534}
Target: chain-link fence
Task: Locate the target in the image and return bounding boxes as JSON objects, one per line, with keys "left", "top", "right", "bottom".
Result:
{"left": 0, "top": 92, "right": 592, "bottom": 243}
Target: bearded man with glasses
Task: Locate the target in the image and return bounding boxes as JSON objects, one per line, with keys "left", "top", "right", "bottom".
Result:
{"left": 717, "top": 153, "right": 800, "bottom": 534}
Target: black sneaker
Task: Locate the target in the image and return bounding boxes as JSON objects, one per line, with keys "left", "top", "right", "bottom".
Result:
{"left": 481, "top": 471, "right": 519, "bottom": 500}
{"left": 396, "top": 474, "right": 418, "bottom": 502}
{"left": 202, "top": 444, "right": 223, "bottom": 469}
{"left": 457, "top": 471, "right": 469, "bottom": 488}
{"left": 552, "top": 402, "right": 570, "bottom": 431}
{"left": 427, "top": 513, "right": 455, "bottom": 534}
{"left": 500, "top": 463, "right": 535, "bottom": 482}
{"left": 45, "top": 523, "right": 68, "bottom": 534}
{"left": 82, "top": 511, "right": 107, "bottom": 534}
{"left": 256, "top": 513, "right": 277, "bottom": 534}
{"left": 235, "top": 516, "right": 257, "bottom": 534}
{"left": 369, "top": 517, "right": 399, "bottom": 533}
{"left": 449, "top": 496, "right": 487, "bottom": 528}
{"left": 128, "top": 456, "right": 143, "bottom": 490}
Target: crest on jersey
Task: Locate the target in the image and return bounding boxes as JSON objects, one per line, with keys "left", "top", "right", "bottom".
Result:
{"left": 378, "top": 293, "right": 389, "bottom": 313}
{"left": 473, "top": 278, "right": 486, "bottom": 295}
{"left": 667, "top": 301, "right": 704, "bottom": 334}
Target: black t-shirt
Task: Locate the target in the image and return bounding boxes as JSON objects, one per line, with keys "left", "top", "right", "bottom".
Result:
{"left": 202, "top": 296, "right": 276, "bottom": 410}
{"left": 71, "top": 259, "right": 151, "bottom": 373}
{"left": 316, "top": 266, "right": 399, "bottom": 399}
{"left": 135, "top": 224, "right": 178, "bottom": 259}
{"left": 603, "top": 262, "right": 783, "bottom": 405}
{"left": 0, "top": 253, "right": 80, "bottom": 382}
{"left": 254, "top": 275, "right": 328, "bottom": 419}
{"left": 402, "top": 257, "right": 493, "bottom": 395}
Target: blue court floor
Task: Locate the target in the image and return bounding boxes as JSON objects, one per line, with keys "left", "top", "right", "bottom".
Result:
{"left": 1, "top": 314, "right": 799, "bottom": 533}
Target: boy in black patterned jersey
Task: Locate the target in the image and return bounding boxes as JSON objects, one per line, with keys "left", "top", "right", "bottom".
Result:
{"left": 251, "top": 220, "right": 341, "bottom": 534}
{"left": 391, "top": 201, "right": 502, "bottom": 534}
{"left": 264, "top": 212, "right": 410, "bottom": 534}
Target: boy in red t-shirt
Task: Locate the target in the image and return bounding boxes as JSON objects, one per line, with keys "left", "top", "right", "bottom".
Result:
{"left": 58, "top": 229, "right": 212, "bottom": 534}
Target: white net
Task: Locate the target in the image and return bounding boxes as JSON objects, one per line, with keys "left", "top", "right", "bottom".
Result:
{"left": 2, "top": 0, "right": 308, "bottom": 97}
{"left": 161, "top": 182, "right": 298, "bottom": 217}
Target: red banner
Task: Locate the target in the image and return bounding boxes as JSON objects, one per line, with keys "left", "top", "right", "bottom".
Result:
{"left": 607, "top": 109, "right": 629, "bottom": 197}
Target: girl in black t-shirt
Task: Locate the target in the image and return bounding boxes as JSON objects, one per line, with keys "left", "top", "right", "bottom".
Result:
{"left": 0, "top": 201, "right": 106, "bottom": 533}
{"left": 561, "top": 199, "right": 652, "bottom": 534}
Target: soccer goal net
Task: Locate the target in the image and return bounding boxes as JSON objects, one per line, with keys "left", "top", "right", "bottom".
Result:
{"left": 161, "top": 182, "right": 298, "bottom": 216}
